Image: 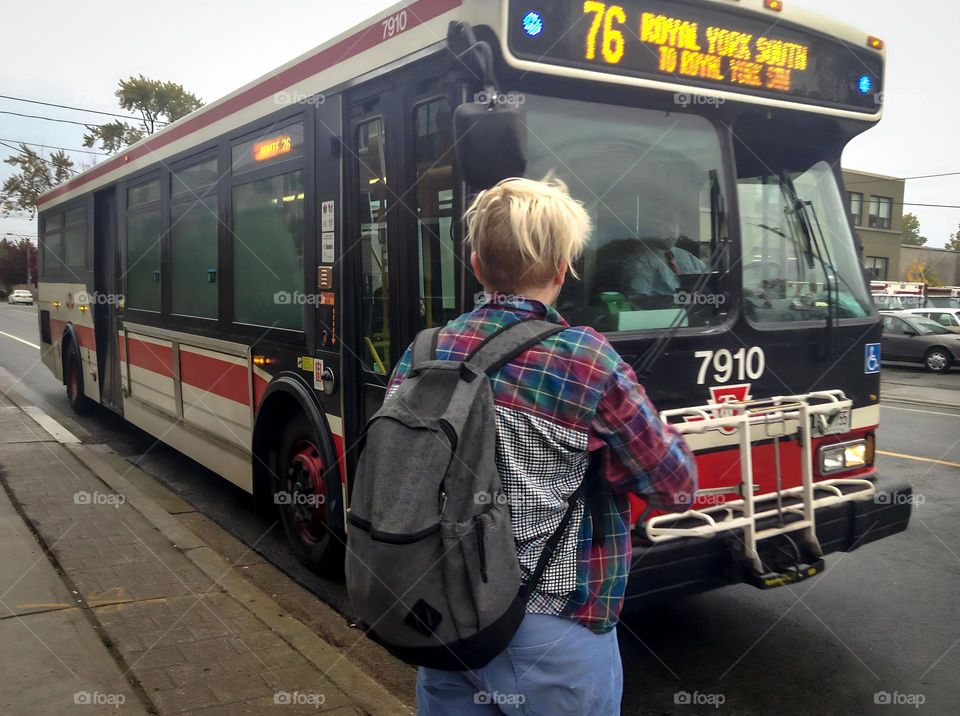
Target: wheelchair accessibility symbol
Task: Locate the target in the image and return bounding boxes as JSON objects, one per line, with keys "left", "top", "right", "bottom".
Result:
{"left": 865, "top": 343, "right": 881, "bottom": 374}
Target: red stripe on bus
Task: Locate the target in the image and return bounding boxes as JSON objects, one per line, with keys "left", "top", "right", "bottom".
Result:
{"left": 127, "top": 337, "right": 174, "bottom": 379}
{"left": 51, "top": 318, "right": 96, "bottom": 349}
{"left": 332, "top": 433, "right": 346, "bottom": 483}
{"left": 180, "top": 351, "right": 249, "bottom": 405}
{"left": 38, "top": 0, "right": 463, "bottom": 205}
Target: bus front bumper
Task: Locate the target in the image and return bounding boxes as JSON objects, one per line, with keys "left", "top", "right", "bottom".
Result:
{"left": 623, "top": 474, "right": 912, "bottom": 613}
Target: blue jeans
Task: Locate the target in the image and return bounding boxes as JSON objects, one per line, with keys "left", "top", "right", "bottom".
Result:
{"left": 416, "top": 613, "right": 623, "bottom": 715}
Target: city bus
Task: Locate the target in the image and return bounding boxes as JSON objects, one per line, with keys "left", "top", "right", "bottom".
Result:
{"left": 36, "top": 0, "right": 912, "bottom": 604}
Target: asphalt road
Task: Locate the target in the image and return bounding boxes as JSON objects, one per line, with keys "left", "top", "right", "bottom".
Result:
{"left": 1, "top": 302, "right": 958, "bottom": 715}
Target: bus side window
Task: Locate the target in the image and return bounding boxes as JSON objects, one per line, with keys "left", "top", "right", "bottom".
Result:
{"left": 413, "top": 98, "right": 456, "bottom": 330}
{"left": 358, "top": 118, "right": 390, "bottom": 374}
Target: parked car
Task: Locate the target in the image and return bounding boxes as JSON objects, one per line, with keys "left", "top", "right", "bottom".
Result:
{"left": 881, "top": 311, "right": 960, "bottom": 373}
{"left": 899, "top": 307, "right": 960, "bottom": 334}
{"left": 7, "top": 290, "right": 34, "bottom": 306}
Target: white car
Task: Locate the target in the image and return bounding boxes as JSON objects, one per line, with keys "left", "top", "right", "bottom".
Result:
{"left": 900, "top": 307, "right": 960, "bottom": 334}
{"left": 7, "top": 290, "right": 34, "bottom": 306}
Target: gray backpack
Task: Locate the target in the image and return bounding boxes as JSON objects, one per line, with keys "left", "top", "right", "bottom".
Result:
{"left": 346, "top": 318, "right": 584, "bottom": 671}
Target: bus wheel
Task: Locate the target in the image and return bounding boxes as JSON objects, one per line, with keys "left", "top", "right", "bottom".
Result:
{"left": 65, "top": 351, "right": 94, "bottom": 415}
{"left": 276, "top": 414, "right": 344, "bottom": 575}
{"left": 925, "top": 348, "right": 952, "bottom": 373}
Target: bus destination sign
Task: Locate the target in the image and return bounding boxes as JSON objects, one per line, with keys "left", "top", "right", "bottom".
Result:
{"left": 508, "top": 1, "right": 883, "bottom": 113}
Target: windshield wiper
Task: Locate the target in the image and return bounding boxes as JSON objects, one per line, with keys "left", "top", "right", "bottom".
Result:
{"left": 781, "top": 173, "right": 836, "bottom": 357}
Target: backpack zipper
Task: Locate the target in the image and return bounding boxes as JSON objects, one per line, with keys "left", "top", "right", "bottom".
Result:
{"left": 474, "top": 516, "right": 489, "bottom": 583}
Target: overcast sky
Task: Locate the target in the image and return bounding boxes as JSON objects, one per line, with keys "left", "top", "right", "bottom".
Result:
{"left": 2, "top": 0, "right": 958, "bottom": 247}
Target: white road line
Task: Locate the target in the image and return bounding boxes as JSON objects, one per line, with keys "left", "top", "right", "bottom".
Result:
{"left": 0, "top": 329, "right": 39, "bottom": 350}
{"left": 881, "top": 405, "right": 960, "bottom": 418}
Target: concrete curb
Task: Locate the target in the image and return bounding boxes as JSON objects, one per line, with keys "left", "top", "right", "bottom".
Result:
{"left": 65, "top": 443, "right": 412, "bottom": 716}
{"left": 881, "top": 395, "right": 960, "bottom": 411}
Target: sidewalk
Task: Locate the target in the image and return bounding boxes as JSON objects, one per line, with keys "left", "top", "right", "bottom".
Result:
{"left": 0, "top": 387, "right": 411, "bottom": 715}
{"left": 881, "top": 371, "right": 960, "bottom": 409}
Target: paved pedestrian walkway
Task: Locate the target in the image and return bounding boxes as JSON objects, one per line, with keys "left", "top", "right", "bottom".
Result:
{"left": 882, "top": 370, "right": 960, "bottom": 408}
{"left": 0, "top": 388, "right": 409, "bottom": 715}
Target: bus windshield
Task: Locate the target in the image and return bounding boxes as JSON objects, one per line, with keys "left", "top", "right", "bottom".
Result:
{"left": 738, "top": 161, "right": 873, "bottom": 323}
{"left": 522, "top": 95, "right": 728, "bottom": 333}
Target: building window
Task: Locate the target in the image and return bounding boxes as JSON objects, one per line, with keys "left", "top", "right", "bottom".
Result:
{"left": 865, "top": 256, "right": 889, "bottom": 280}
{"left": 126, "top": 178, "right": 163, "bottom": 312}
{"left": 848, "top": 191, "right": 863, "bottom": 227}
{"left": 868, "top": 196, "right": 892, "bottom": 230}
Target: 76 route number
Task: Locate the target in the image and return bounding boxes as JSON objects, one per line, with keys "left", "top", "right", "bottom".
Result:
{"left": 696, "top": 348, "right": 766, "bottom": 385}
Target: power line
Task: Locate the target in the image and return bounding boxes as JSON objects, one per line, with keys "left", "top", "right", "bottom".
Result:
{"left": 0, "top": 109, "right": 112, "bottom": 128}
{"left": 0, "top": 137, "right": 106, "bottom": 156}
{"left": 0, "top": 139, "right": 78, "bottom": 175}
{"left": 900, "top": 202, "right": 960, "bottom": 209}
{"left": 846, "top": 171, "right": 960, "bottom": 187}
{"left": 0, "top": 93, "right": 168, "bottom": 126}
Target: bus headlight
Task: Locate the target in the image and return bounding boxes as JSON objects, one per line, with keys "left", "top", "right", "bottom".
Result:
{"left": 819, "top": 440, "right": 869, "bottom": 475}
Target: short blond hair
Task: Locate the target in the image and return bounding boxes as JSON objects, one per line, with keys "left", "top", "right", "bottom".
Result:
{"left": 464, "top": 177, "right": 592, "bottom": 293}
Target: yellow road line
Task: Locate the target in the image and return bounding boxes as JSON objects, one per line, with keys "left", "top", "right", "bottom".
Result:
{"left": 877, "top": 450, "right": 960, "bottom": 469}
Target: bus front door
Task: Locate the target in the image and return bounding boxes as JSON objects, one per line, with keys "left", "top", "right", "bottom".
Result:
{"left": 93, "top": 187, "right": 123, "bottom": 415}
{"left": 342, "top": 73, "right": 461, "bottom": 478}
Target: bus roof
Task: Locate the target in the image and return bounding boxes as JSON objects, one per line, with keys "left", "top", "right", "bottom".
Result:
{"left": 38, "top": 0, "right": 884, "bottom": 211}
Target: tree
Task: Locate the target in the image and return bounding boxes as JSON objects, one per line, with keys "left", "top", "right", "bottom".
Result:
{"left": 1, "top": 146, "right": 74, "bottom": 217}
{"left": 901, "top": 213, "right": 927, "bottom": 246}
{"left": 946, "top": 224, "right": 960, "bottom": 253}
{"left": 83, "top": 75, "right": 203, "bottom": 153}
{"left": 0, "top": 238, "right": 37, "bottom": 287}
{"left": 904, "top": 258, "right": 942, "bottom": 287}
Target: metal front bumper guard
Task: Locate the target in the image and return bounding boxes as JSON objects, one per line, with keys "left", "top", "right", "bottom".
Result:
{"left": 650, "top": 391, "right": 875, "bottom": 582}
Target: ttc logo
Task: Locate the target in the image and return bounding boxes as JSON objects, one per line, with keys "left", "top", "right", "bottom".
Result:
{"left": 686, "top": 384, "right": 752, "bottom": 434}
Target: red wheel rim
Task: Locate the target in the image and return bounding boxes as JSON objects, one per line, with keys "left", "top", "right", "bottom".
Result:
{"left": 285, "top": 439, "right": 327, "bottom": 543}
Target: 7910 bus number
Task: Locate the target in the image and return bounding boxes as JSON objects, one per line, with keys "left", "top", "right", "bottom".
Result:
{"left": 695, "top": 348, "right": 766, "bottom": 385}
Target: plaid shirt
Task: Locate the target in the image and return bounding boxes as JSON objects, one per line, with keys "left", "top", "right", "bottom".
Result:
{"left": 387, "top": 297, "right": 696, "bottom": 634}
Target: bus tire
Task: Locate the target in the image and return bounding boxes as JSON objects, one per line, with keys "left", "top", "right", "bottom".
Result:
{"left": 275, "top": 413, "right": 345, "bottom": 576}
{"left": 64, "top": 344, "right": 95, "bottom": 415}
{"left": 924, "top": 348, "right": 952, "bottom": 374}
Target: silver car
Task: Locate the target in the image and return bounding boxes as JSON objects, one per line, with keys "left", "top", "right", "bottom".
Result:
{"left": 899, "top": 307, "right": 960, "bottom": 334}
{"left": 881, "top": 312, "right": 960, "bottom": 373}
{"left": 7, "top": 290, "right": 34, "bottom": 306}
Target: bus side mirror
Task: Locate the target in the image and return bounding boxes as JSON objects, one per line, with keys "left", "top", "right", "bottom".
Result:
{"left": 448, "top": 21, "right": 527, "bottom": 189}
{"left": 454, "top": 101, "right": 527, "bottom": 190}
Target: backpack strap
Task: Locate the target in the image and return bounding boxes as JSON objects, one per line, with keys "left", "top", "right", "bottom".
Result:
{"left": 411, "top": 327, "right": 443, "bottom": 373}
{"left": 466, "top": 318, "right": 566, "bottom": 377}
{"left": 519, "top": 478, "right": 586, "bottom": 602}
